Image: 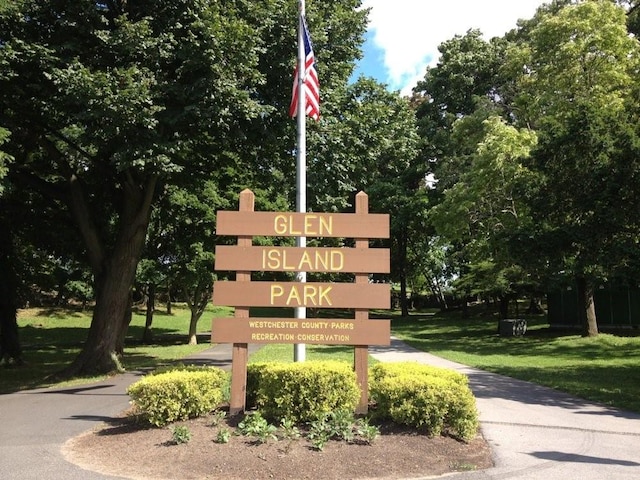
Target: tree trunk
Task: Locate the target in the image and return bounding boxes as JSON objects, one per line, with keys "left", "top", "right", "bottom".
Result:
{"left": 116, "top": 290, "right": 133, "bottom": 355}
{"left": 184, "top": 281, "right": 210, "bottom": 345}
{"left": 499, "top": 295, "right": 509, "bottom": 319}
{"left": 142, "top": 283, "right": 155, "bottom": 344}
{"left": 397, "top": 227, "right": 409, "bottom": 317}
{"left": 61, "top": 173, "right": 157, "bottom": 377}
{"left": 166, "top": 280, "right": 173, "bottom": 315}
{"left": 427, "top": 276, "right": 448, "bottom": 311}
{"left": 188, "top": 310, "right": 198, "bottom": 345}
{"left": 0, "top": 212, "right": 22, "bottom": 365}
{"left": 399, "top": 276, "right": 409, "bottom": 317}
{"left": 576, "top": 276, "right": 598, "bottom": 337}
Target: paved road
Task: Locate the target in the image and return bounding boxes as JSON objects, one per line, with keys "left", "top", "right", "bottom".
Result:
{"left": 370, "top": 338, "right": 640, "bottom": 480}
{"left": 2, "top": 339, "right": 640, "bottom": 479}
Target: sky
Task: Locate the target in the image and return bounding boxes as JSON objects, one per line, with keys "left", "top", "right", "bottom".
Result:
{"left": 353, "top": 0, "right": 549, "bottom": 95}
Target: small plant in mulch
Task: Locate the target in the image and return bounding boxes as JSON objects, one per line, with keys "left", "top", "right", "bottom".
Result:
{"left": 306, "top": 410, "right": 380, "bottom": 451}
{"left": 169, "top": 425, "right": 192, "bottom": 445}
{"left": 279, "top": 418, "right": 301, "bottom": 440}
{"left": 237, "top": 412, "right": 278, "bottom": 444}
{"left": 209, "top": 410, "right": 227, "bottom": 427}
{"left": 215, "top": 427, "right": 232, "bottom": 444}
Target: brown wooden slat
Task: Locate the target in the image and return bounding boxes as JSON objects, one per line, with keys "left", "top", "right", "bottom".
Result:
{"left": 213, "top": 281, "right": 390, "bottom": 309}
{"left": 214, "top": 246, "right": 390, "bottom": 273}
{"left": 216, "top": 211, "right": 389, "bottom": 238}
{"left": 212, "top": 317, "right": 390, "bottom": 346}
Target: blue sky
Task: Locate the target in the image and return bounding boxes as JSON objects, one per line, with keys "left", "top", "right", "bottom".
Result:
{"left": 353, "top": 0, "right": 549, "bottom": 95}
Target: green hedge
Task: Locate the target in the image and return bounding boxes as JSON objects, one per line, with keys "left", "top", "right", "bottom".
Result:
{"left": 127, "top": 366, "right": 228, "bottom": 426}
{"left": 247, "top": 361, "right": 360, "bottom": 423}
{"left": 370, "top": 361, "right": 468, "bottom": 387}
{"left": 369, "top": 362, "right": 479, "bottom": 441}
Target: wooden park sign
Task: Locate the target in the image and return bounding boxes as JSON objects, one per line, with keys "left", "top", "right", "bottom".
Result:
{"left": 211, "top": 189, "right": 390, "bottom": 414}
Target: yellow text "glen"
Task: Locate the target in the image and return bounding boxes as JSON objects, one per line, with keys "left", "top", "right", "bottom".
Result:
{"left": 273, "top": 214, "right": 333, "bottom": 236}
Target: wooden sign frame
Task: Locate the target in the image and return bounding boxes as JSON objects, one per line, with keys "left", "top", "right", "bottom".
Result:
{"left": 212, "top": 189, "right": 390, "bottom": 414}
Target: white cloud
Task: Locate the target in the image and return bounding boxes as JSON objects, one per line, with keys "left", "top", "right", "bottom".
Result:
{"left": 361, "top": 0, "right": 548, "bottom": 94}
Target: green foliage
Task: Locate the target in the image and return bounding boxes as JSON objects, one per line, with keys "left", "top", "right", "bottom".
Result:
{"left": 355, "top": 418, "right": 380, "bottom": 444}
{"left": 369, "top": 362, "right": 479, "bottom": 441}
{"left": 209, "top": 410, "right": 227, "bottom": 427}
{"left": 247, "top": 361, "right": 360, "bottom": 423}
{"left": 215, "top": 428, "right": 231, "bottom": 444}
{"left": 237, "top": 412, "right": 278, "bottom": 444}
{"left": 307, "top": 410, "right": 379, "bottom": 451}
{"left": 278, "top": 418, "right": 301, "bottom": 440}
{"left": 307, "top": 414, "right": 333, "bottom": 451}
{"left": 0, "top": 127, "right": 12, "bottom": 195}
{"left": 127, "top": 367, "right": 227, "bottom": 427}
{"left": 169, "top": 425, "right": 192, "bottom": 445}
{"left": 370, "top": 361, "right": 468, "bottom": 388}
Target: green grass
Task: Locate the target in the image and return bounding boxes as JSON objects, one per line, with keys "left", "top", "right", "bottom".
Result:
{"left": 249, "top": 343, "right": 376, "bottom": 365}
{"left": 391, "top": 309, "right": 640, "bottom": 413}
{"left": 0, "top": 304, "right": 232, "bottom": 393}
{"left": 6, "top": 304, "right": 640, "bottom": 415}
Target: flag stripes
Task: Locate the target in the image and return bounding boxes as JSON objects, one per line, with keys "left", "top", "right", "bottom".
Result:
{"left": 290, "top": 16, "right": 319, "bottom": 121}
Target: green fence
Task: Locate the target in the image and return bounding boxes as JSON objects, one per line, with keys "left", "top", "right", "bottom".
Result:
{"left": 547, "top": 286, "right": 640, "bottom": 327}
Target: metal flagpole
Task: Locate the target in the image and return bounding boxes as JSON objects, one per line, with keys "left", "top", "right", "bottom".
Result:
{"left": 294, "top": 0, "right": 306, "bottom": 362}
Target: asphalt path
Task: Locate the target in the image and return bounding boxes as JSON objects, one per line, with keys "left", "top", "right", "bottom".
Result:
{"left": 370, "top": 338, "right": 640, "bottom": 480}
{"left": 2, "top": 339, "right": 640, "bottom": 479}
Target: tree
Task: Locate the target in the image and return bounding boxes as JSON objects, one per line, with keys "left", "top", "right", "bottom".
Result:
{"left": 430, "top": 115, "right": 538, "bottom": 317}
{"left": 412, "top": 30, "right": 531, "bottom": 313}
{"left": 306, "top": 78, "right": 423, "bottom": 315}
{"left": 0, "top": 128, "right": 21, "bottom": 365}
{"left": 0, "top": 0, "right": 370, "bottom": 374}
{"left": 0, "top": 0, "right": 268, "bottom": 375}
{"left": 518, "top": 0, "right": 640, "bottom": 336}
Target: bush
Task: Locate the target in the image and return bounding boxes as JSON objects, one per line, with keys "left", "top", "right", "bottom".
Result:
{"left": 127, "top": 366, "right": 228, "bottom": 426}
{"left": 369, "top": 362, "right": 479, "bottom": 441}
{"left": 247, "top": 361, "right": 360, "bottom": 423}
{"left": 370, "top": 361, "right": 468, "bottom": 387}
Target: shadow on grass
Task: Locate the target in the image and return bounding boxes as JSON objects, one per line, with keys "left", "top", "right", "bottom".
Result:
{"left": 1, "top": 329, "right": 206, "bottom": 395}
{"left": 388, "top": 311, "right": 639, "bottom": 362}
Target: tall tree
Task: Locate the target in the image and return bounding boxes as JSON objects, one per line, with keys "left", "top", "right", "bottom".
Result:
{"left": 412, "top": 30, "right": 522, "bottom": 309}
{"left": 0, "top": 0, "right": 369, "bottom": 374}
{"left": 518, "top": 0, "right": 640, "bottom": 336}
{"left": 430, "top": 115, "right": 538, "bottom": 317}
{"left": 0, "top": 0, "right": 267, "bottom": 375}
{"left": 307, "top": 78, "right": 423, "bottom": 315}
{"left": 0, "top": 128, "right": 21, "bottom": 365}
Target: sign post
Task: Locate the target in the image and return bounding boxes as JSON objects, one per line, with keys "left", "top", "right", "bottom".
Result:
{"left": 228, "top": 189, "right": 253, "bottom": 415}
{"left": 213, "top": 189, "right": 390, "bottom": 414}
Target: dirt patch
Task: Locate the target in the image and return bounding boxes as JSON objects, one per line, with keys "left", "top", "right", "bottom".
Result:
{"left": 63, "top": 412, "right": 493, "bottom": 480}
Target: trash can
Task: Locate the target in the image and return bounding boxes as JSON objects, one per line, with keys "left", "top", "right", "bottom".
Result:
{"left": 499, "top": 318, "right": 527, "bottom": 336}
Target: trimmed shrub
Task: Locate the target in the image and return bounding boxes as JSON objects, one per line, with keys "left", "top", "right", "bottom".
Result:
{"left": 369, "top": 362, "right": 479, "bottom": 441}
{"left": 370, "top": 361, "right": 468, "bottom": 387}
{"left": 127, "top": 366, "right": 228, "bottom": 427}
{"left": 247, "top": 361, "right": 360, "bottom": 423}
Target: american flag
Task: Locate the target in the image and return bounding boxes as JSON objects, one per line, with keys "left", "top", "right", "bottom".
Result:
{"left": 289, "top": 16, "right": 319, "bottom": 121}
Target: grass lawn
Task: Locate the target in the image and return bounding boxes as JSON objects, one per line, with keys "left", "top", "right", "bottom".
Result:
{"left": 391, "top": 309, "right": 640, "bottom": 413}
{"left": 0, "top": 304, "right": 231, "bottom": 393}
{"left": 249, "top": 343, "right": 377, "bottom": 365}
{"left": 4, "top": 304, "right": 640, "bottom": 415}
